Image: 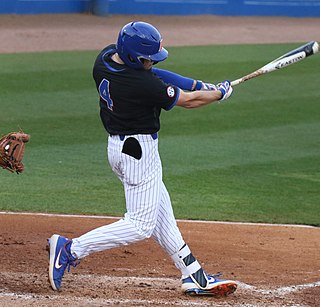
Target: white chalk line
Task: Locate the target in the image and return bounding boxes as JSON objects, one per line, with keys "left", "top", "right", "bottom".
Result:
{"left": 239, "top": 280, "right": 320, "bottom": 296}
{"left": 0, "top": 273, "right": 319, "bottom": 306}
{"left": 0, "top": 211, "right": 318, "bottom": 229}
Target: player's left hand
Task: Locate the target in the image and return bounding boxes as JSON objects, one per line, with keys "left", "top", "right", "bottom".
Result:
{"left": 201, "top": 82, "right": 218, "bottom": 91}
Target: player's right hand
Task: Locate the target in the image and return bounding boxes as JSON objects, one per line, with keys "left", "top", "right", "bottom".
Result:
{"left": 217, "top": 80, "right": 233, "bottom": 101}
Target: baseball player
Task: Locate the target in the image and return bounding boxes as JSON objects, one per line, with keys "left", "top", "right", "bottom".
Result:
{"left": 47, "top": 21, "right": 237, "bottom": 297}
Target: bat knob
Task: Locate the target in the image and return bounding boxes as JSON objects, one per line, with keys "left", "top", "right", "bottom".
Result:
{"left": 312, "top": 41, "right": 319, "bottom": 55}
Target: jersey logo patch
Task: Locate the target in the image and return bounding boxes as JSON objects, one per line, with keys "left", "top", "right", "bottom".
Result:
{"left": 167, "top": 86, "right": 175, "bottom": 98}
{"left": 99, "top": 78, "right": 114, "bottom": 111}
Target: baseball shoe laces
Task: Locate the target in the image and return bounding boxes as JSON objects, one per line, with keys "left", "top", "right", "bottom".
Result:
{"left": 47, "top": 234, "right": 80, "bottom": 291}
{"left": 181, "top": 272, "right": 237, "bottom": 297}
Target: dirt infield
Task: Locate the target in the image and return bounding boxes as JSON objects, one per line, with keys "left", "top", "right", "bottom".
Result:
{"left": 0, "top": 213, "right": 319, "bottom": 306}
{"left": 0, "top": 14, "right": 320, "bottom": 306}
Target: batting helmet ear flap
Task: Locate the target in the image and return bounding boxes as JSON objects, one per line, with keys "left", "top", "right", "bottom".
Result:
{"left": 116, "top": 21, "right": 168, "bottom": 69}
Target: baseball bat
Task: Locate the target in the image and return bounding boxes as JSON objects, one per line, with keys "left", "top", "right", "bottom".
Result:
{"left": 231, "top": 41, "right": 319, "bottom": 86}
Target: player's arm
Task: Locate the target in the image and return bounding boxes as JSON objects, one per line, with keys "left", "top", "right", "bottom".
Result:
{"left": 152, "top": 68, "right": 216, "bottom": 91}
{"left": 176, "top": 80, "right": 233, "bottom": 109}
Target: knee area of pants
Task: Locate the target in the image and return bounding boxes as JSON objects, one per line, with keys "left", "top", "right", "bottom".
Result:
{"left": 138, "top": 228, "right": 154, "bottom": 239}
{"left": 124, "top": 215, "right": 155, "bottom": 239}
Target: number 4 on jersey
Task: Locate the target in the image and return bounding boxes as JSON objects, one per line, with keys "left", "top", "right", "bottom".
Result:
{"left": 99, "top": 79, "right": 113, "bottom": 111}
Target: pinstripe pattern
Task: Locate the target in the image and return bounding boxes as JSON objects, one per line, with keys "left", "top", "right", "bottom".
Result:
{"left": 69, "top": 132, "right": 212, "bottom": 290}
{"left": 71, "top": 218, "right": 146, "bottom": 258}
{"left": 152, "top": 182, "right": 184, "bottom": 255}
{"left": 71, "top": 134, "right": 185, "bottom": 260}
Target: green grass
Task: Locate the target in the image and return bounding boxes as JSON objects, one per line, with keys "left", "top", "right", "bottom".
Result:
{"left": 0, "top": 43, "right": 319, "bottom": 225}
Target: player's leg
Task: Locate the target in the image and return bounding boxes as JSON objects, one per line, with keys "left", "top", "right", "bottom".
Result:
{"left": 48, "top": 195, "right": 148, "bottom": 291}
{"left": 151, "top": 182, "right": 184, "bottom": 255}
{"left": 71, "top": 134, "right": 162, "bottom": 257}
{"left": 48, "top": 135, "right": 162, "bottom": 290}
{"left": 152, "top": 182, "right": 237, "bottom": 297}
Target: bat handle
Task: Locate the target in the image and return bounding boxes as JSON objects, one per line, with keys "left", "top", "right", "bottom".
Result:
{"left": 230, "top": 69, "right": 265, "bottom": 87}
{"left": 230, "top": 79, "right": 242, "bottom": 86}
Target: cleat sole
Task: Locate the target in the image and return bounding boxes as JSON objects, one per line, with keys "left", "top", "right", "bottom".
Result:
{"left": 185, "top": 282, "right": 237, "bottom": 297}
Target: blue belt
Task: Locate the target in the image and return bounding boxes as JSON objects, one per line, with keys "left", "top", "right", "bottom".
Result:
{"left": 111, "top": 133, "right": 158, "bottom": 141}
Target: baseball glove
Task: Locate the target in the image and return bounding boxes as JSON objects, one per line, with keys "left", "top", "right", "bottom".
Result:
{"left": 0, "top": 131, "right": 30, "bottom": 174}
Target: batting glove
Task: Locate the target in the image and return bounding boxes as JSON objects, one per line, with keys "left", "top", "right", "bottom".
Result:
{"left": 201, "top": 82, "right": 218, "bottom": 91}
{"left": 217, "top": 80, "right": 233, "bottom": 101}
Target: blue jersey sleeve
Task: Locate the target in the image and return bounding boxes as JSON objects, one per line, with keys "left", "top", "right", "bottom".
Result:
{"left": 152, "top": 68, "right": 202, "bottom": 91}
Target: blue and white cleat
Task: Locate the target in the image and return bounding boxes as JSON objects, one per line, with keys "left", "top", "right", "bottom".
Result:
{"left": 181, "top": 273, "right": 237, "bottom": 297}
{"left": 47, "top": 234, "right": 79, "bottom": 291}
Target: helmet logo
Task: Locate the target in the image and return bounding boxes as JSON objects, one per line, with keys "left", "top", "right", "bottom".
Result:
{"left": 159, "top": 39, "right": 163, "bottom": 52}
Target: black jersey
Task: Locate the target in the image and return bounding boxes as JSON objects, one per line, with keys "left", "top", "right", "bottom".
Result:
{"left": 92, "top": 44, "right": 180, "bottom": 135}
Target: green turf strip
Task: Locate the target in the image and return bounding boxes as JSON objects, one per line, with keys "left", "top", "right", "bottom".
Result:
{"left": 0, "top": 44, "right": 319, "bottom": 225}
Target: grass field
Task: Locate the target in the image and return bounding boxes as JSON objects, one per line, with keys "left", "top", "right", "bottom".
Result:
{"left": 0, "top": 43, "right": 319, "bottom": 225}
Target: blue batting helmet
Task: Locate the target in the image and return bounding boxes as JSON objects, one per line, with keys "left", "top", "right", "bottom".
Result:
{"left": 116, "top": 21, "right": 168, "bottom": 70}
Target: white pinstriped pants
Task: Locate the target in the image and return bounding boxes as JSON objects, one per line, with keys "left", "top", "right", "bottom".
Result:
{"left": 71, "top": 134, "right": 185, "bottom": 259}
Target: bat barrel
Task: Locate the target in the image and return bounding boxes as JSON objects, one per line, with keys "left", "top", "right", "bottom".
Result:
{"left": 275, "top": 41, "right": 319, "bottom": 61}
{"left": 230, "top": 41, "right": 319, "bottom": 87}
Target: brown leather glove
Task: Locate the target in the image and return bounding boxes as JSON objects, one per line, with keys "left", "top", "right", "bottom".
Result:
{"left": 0, "top": 131, "right": 30, "bottom": 173}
